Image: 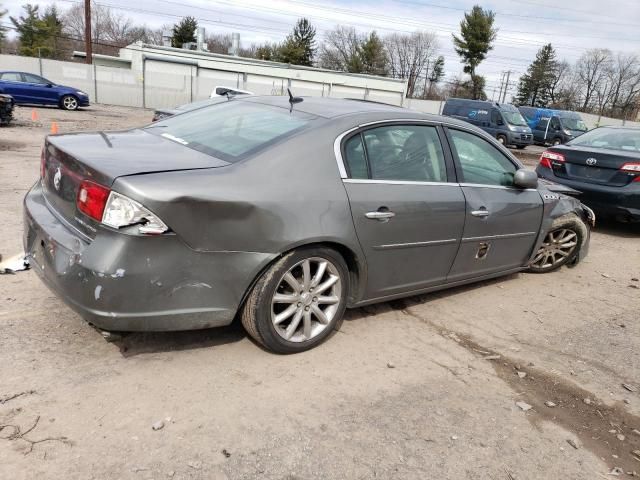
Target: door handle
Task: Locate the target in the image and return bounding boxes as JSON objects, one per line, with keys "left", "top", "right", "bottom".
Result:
{"left": 471, "top": 209, "right": 490, "bottom": 218}
{"left": 365, "top": 210, "right": 396, "bottom": 221}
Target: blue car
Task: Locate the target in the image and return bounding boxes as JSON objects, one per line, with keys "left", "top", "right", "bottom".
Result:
{"left": 0, "top": 71, "right": 90, "bottom": 110}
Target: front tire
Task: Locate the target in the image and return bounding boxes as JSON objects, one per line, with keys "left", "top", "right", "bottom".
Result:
{"left": 528, "top": 214, "right": 586, "bottom": 273}
{"left": 60, "top": 95, "right": 79, "bottom": 111}
{"left": 497, "top": 134, "right": 507, "bottom": 146}
{"left": 552, "top": 137, "right": 562, "bottom": 146}
{"left": 241, "top": 247, "right": 348, "bottom": 354}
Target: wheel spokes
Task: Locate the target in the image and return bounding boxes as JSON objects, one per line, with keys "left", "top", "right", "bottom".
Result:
{"left": 315, "top": 275, "right": 339, "bottom": 295}
{"left": 283, "top": 272, "right": 303, "bottom": 293}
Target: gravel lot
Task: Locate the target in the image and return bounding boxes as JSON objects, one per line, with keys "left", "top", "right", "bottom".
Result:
{"left": 1, "top": 104, "right": 639, "bottom": 480}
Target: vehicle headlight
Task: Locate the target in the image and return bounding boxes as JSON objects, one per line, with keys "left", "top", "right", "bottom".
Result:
{"left": 102, "top": 191, "right": 168, "bottom": 234}
{"left": 564, "top": 130, "right": 573, "bottom": 136}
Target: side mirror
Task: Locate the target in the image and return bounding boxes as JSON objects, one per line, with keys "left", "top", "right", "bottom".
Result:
{"left": 514, "top": 169, "right": 538, "bottom": 189}
{"left": 497, "top": 119, "right": 504, "bottom": 126}
{"left": 46, "top": 83, "right": 53, "bottom": 88}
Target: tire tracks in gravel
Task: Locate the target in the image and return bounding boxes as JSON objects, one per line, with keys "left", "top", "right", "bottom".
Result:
{"left": 394, "top": 300, "right": 640, "bottom": 475}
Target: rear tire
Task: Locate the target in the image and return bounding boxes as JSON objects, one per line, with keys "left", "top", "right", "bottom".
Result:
{"left": 528, "top": 213, "right": 586, "bottom": 273}
{"left": 60, "top": 95, "right": 79, "bottom": 111}
{"left": 241, "top": 247, "right": 348, "bottom": 354}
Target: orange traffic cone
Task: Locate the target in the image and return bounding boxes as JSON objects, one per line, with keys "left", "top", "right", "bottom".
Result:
{"left": 31, "top": 109, "right": 39, "bottom": 122}
{"left": 50, "top": 122, "right": 59, "bottom": 134}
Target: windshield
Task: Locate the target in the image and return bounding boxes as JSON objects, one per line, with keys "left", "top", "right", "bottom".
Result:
{"left": 502, "top": 111, "right": 528, "bottom": 127}
{"left": 145, "top": 101, "right": 318, "bottom": 162}
{"left": 568, "top": 128, "right": 640, "bottom": 152}
{"left": 560, "top": 117, "right": 588, "bottom": 132}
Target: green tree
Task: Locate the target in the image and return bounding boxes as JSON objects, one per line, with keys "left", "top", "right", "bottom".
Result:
{"left": 516, "top": 44, "right": 558, "bottom": 107}
{"left": 10, "top": 4, "right": 58, "bottom": 57}
{"left": 255, "top": 43, "right": 274, "bottom": 61}
{"left": 276, "top": 18, "right": 316, "bottom": 66}
{"left": 41, "top": 5, "right": 64, "bottom": 58}
{"left": 426, "top": 55, "right": 445, "bottom": 98}
{"left": 359, "top": 31, "right": 388, "bottom": 75}
{"left": 0, "top": 3, "right": 7, "bottom": 45}
{"left": 171, "top": 16, "right": 197, "bottom": 48}
{"left": 452, "top": 5, "right": 497, "bottom": 99}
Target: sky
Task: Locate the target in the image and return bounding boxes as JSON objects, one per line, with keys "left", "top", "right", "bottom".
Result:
{"left": 3, "top": 0, "right": 640, "bottom": 97}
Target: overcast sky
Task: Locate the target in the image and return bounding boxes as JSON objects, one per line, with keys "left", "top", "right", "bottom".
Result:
{"left": 3, "top": 0, "right": 639, "bottom": 96}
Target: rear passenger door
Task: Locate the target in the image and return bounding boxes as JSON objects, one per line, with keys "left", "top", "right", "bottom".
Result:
{"left": 445, "top": 128, "right": 543, "bottom": 281}
{"left": 339, "top": 123, "right": 466, "bottom": 300}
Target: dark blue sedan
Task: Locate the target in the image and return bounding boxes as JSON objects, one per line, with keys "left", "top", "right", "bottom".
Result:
{"left": 0, "top": 71, "right": 90, "bottom": 110}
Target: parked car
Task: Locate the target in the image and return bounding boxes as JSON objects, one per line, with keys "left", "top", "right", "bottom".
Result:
{"left": 0, "top": 94, "right": 14, "bottom": 126}
{"left": 536, "top": 126, "right": 640, "bottom": 222}
{"left": 152, "top": 96, "right": 227, "bottom": 122}
{"left": 210, "top": 85, "right": 253, "bottom": 98}
{"left": 0, "top": 71, "right": 89, "bottom": 110}
{"left": 442, "top": 98, "right": 533, "bottom": 149}
{"left": 24, "top": 96, "right": 594, "bottom": 353}
{"left": 519, "top": 107, "right": 588, "bottom": 146}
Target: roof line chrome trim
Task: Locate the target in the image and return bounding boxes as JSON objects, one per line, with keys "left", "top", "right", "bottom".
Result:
{"left": 373, "top": 239, "right": 458, "bottom": 250}
{"left": 343, "top": 179, "right": 457, "bottom": 187}
{"left": 333, "top": 127, "right": 359, "bottom": 179}
{"left": 461, "top": 232, "right": 537, "bottom": 243}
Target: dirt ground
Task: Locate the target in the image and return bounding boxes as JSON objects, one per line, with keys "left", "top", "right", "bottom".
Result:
{"left": 1, "top": 104, "right": 639, "bottom": 480}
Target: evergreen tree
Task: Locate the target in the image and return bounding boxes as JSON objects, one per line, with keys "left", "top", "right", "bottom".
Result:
{"left": 452, "top": 5, "right": 497, "bottom": 99}
{"left": 426, "top": 55, "right": 445, "bottom": 97}
{"left": 0, "top": 3, "right": 7, "bottom": 45}
{"left": 41, "top": 5, "right": 64, "bottom": 58}
{"left": 171, "top": 16, "right": 197, "bottom": 48}
{"left": 10, "top": 4, "right": 58, "bottom": 57}
{"left": 516, "top": 44, "right": 558, "bottom": 107}
{"left": 359, "top": 31, "right": 388, "bottom": 76}
{"left": 276, "top": 18, "right": 316, "bottom": 66}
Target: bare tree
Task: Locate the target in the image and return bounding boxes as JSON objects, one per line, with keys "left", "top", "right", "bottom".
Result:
{"left": 318, "top": 26, "right": 362, "bottom": 72}
{"left": 606, "top": 53, "right": 640, "bottom": 118}
{"left": 207, "top": 33, "right": 232, "bottom": 54}
{"left": 385, "top": 31, "right": 439, "bottom": 98}
{"left": 575, "top": 48, "right": 612, "bottom": 110}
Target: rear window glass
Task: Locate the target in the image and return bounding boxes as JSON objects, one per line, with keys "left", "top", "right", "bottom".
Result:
{"left": 569, "top": 128, "right": 640, "bottom": 152}
{"left": 145, "top": 101, "right": 318, "bottom": 162}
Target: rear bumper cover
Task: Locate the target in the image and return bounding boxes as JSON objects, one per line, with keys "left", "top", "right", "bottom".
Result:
{"left": 23, "top": 182, "right": 276, "bottom": 331}
{"left": 537, "top": 167, "right": 640, "bottom": 221}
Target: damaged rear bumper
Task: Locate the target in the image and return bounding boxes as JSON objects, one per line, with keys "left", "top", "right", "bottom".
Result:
{"left": 23, "top": 182, "right": 276, "bottom": 332}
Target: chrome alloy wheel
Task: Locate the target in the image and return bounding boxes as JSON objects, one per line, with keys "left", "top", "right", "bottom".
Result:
{"left": 531, "top": 228, "right": 578, "bottom": 269}
{"left": 63, "top": 96, "right": 78, "bottom": 110}
{"left": 271, "top": 257, "right": 342, "bottom": 343}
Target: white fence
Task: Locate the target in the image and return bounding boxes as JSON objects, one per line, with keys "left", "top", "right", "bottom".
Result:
{"left": 1, "top": 54, "right": 638, "bottom": 129}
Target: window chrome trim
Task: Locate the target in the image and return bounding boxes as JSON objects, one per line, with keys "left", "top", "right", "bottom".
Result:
{"left": 373, "top": 238, "right": 458, "bottom": 250}
{"left": 333, "top": 118, "right": 523, "bottom": 181}
{"left": 461, "top": 232, "right": 537, "bottom": 243}
{"left": 343, "top": 179, "right": 457, "bottom": 187}
{"left": 459, "top": 182, "right": 538, "bottom": 192}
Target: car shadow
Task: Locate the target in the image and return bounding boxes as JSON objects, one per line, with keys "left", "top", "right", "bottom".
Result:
{"left": 593, "top": 218, "right": 640, "bottom": 238}
{"left": 344, "top": 273, "right": 522, "bottom": 323}
{"left": 114, "top": 321, "right": 246, "bottom": 358}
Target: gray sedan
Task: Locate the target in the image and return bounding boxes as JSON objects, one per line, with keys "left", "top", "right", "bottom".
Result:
{"left": 24, "top": 96, "right": 594, "bottom": 353}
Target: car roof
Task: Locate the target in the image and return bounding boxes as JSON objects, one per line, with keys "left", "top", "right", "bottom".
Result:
{"left": 240, "top": 95, "right": 472, "bottom": 127}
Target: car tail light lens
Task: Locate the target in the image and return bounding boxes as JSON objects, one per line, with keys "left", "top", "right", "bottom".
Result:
{"left": 77, "top": 181, "right": 169, "bottom": 234}
{"left": 620, "top": 162, "right": 640, "bottom": 182}
{"left": 77, "top": 180, "right": 110, "bottom": 221}
{"left": 102, "top": 191, "right": 169, "bottom": 234}
{"left": 40, "top": 147, "right": 46, "bottom": 179}
{"left": 539, "top": 150, "right": 565, "bottom": 169}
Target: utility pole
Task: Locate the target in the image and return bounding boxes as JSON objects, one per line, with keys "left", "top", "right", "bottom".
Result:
{"left": 501, "top": 70, "right": 513, "bottom": 104}
{"left": 496, "top": 71, "right": 505, "bottom": 103}
{"left": 84, "top": 0, "right": 92, "bottom": 64}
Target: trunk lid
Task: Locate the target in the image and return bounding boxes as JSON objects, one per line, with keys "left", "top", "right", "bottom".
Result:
{"left": 549, "top": 145, "right": 639, "bottom": 187}
{"left": 42, "top": 129, "right": 229, "bottom": 237}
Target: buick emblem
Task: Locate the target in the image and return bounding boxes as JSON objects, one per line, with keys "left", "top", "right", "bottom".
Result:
{"left": 53, "top": 167, "right": 62, "bottom": 191}
{"left": 586, "top": 158, "right": 597, "bottom": 166}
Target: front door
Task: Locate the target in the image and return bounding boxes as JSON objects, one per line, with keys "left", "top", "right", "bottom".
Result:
{"left": 21, "top": 73, "right": 57, "bottom": 105}
{"left": 340, "top": 123, "right": 466, "bottom": 299}
{"left": 445, "top": 128, "right": 544, "bottom": 281}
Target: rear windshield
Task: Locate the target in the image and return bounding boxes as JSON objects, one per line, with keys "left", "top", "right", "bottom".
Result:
{"left": 568, "top": 128, "right": 640, "bottom": 152}
{"left": 145, "top": 101, "right": 318, "bottom": 162}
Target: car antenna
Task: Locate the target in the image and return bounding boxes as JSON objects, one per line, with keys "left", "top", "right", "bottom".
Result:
{"left": 287, "top": 88, "right": 303, "bottom": 112}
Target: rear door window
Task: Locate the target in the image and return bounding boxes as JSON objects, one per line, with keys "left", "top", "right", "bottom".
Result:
{"left": 359, "top": 125, "right": 447, "bottom": 182}
{"left": 1, "top": 72, "right": 23, "bottom": 82}
{"left": 449, "top": 129, "right": 517, "bottom": 187}
{"left": 145, "top": 101, "right": 318, "bottom": 162}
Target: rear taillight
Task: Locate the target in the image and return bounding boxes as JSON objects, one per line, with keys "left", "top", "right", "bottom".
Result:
{"left": 77, "top": 180, "right": 110, "bottom": 221}
{"left": 539, "top": 150, "right": 565, "bottom": 169}
{"left": 620, "top": 162, "right": 640, "bottom": 182}
{"left": 40, "top": 147, "right": 46, "bottom": 179}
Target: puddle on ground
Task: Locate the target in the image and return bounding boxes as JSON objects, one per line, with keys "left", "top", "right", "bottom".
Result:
{"left": 397, "top": 301, "right": 640, "bottom": 474}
